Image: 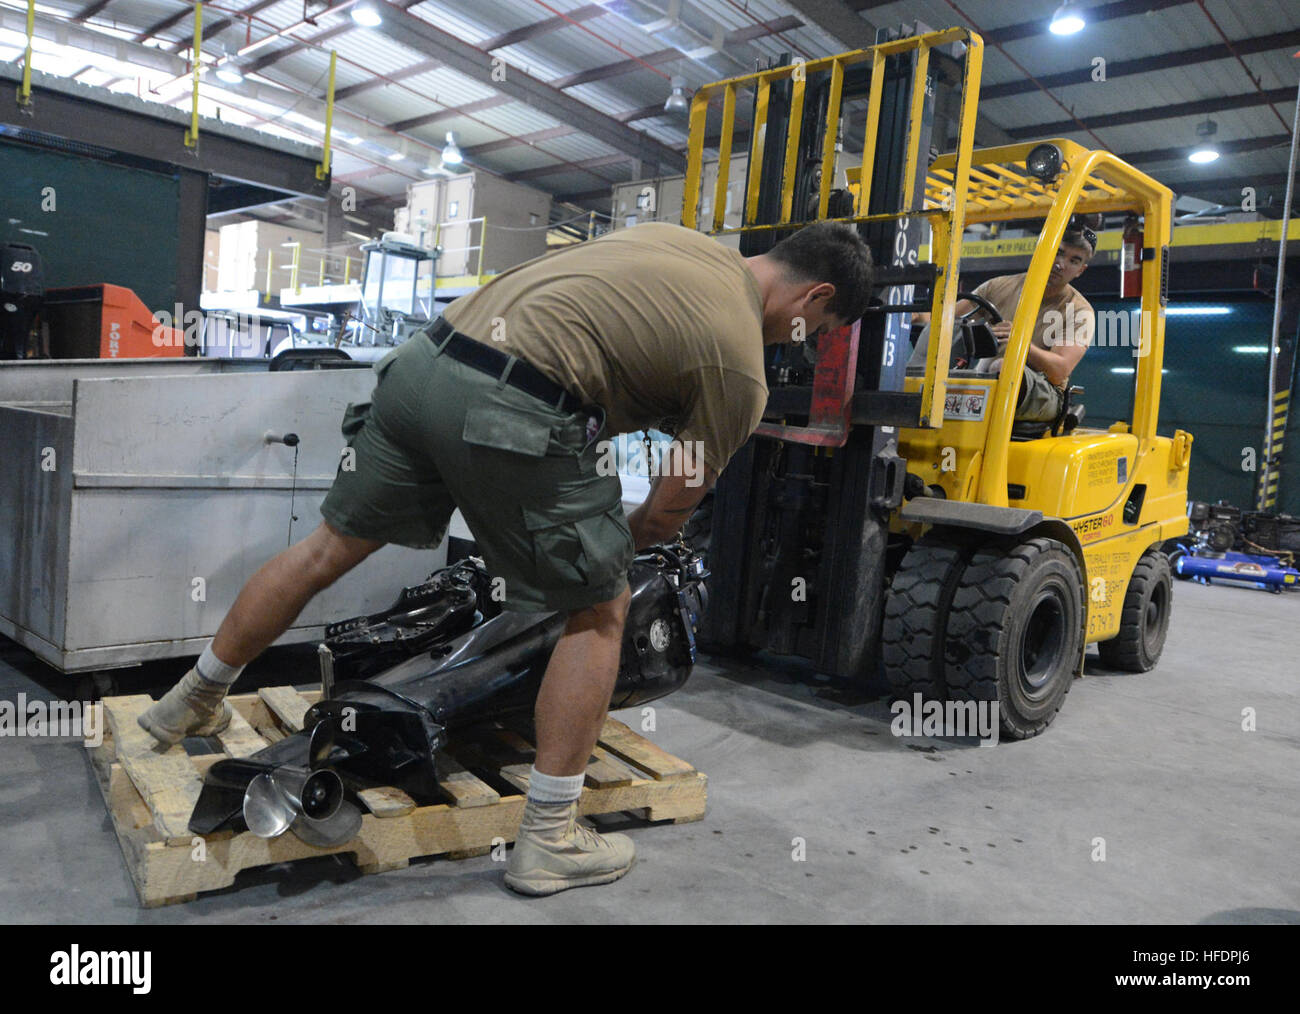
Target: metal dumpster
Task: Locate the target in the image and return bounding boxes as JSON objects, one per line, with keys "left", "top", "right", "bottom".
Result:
{"left": 0, "top": 358, "right": 446, "bottom": 675}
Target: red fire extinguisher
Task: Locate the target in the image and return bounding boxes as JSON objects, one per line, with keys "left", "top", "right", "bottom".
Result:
{"left": 1121, "top": 213, "right": 1143, "bottom": 299}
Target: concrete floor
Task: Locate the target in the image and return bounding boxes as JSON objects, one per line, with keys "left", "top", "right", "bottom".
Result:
{"left": 1, "top": 578, "right": 1296, "bottom": 924}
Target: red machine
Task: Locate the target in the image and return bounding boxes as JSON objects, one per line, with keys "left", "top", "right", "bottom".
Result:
{"left": 43, "top": 284, "right": 185, "bottom": 359}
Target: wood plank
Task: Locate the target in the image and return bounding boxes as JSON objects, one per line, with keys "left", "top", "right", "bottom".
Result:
{"left": 294, "top": 686, "right": 324, "bottom": 706}
{"left": 258, "top": 685, "right": 312, "bottom": 734}
{"left": 434, "top": 751, "right": 501, "bottom": 808}
{"left": 356, "top": 785, "right": 417, "bottom": 818}
{"left": 596, "top": 718, "right": 696, "bottom": 780}
{"left": 492, "top": 717, "right": 636, "bottom": 788}
{"left": 215, "top": 705, "right": 269, "bottom": 758}
{"left": 584, "top": 745, "right": 642, "bottom": 788}
{"left": 102, "top": 695, "right": 204, "bottom": 842}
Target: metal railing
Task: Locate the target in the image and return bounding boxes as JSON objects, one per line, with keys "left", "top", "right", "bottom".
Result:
{"left": 274, "top": 244, "right": 359, "bottom": 294}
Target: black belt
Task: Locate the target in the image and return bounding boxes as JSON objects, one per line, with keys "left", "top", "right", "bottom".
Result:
{"left": 425, "top": 317, "right": 585, "bottom": 414}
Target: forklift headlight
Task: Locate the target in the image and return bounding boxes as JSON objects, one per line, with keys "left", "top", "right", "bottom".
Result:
{"left": 1025, "top": 144, "right": 1063, "bottom": 183}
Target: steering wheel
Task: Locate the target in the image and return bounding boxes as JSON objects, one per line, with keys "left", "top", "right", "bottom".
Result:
{"left": 956, "top": 292, "right": 1003, "bottom": 325}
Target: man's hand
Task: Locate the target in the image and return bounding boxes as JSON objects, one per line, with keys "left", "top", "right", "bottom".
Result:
{"left": 626, "top": 442, "right": 716, "bottom": 550}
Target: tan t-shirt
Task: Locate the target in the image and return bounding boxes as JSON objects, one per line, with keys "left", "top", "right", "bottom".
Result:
{"left": 973, "top": 273, "right": 1094, "bottom": 384}
{"left": 443, "top": 222, "right": 768, "bottom": 476}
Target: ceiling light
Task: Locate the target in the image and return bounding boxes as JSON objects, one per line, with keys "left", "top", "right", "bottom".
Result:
{"left": 664, "top": 76, "right": 688, "bottom": 115}
{"left": 1188, "top": 119, "right": 1220, "bottom": 163}
{"left": 441, "top": 131, "right": 463, "bottom": 165}
{"left": 351, "top": 1, "right": 382, "bottom": 28}
{"left": 215, "top": 62, "right": 243, "bottom": 85}
{"left": 1049, "top": 2, "right": 1086, "bottom": 35}
{"left": 387, "top": 149, "right": 405, "bottom": 162}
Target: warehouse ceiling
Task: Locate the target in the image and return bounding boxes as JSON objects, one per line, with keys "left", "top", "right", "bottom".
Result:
{"left": 0, "top": 0, "right": 1297, "bottom": 225}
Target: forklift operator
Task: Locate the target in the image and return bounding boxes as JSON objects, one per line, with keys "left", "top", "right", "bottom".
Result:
{"left": 911, "top": 220, "right": 1096, "bottom": 422}
{"left": 965, "top": 221, "right": 1097, "bottom": 422}
{"left": 137, "top": 220, "right": 874, "bottom": 896}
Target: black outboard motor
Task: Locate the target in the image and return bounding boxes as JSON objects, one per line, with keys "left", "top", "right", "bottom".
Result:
{"left": 1, "top": 243, "right": 43, "bottom": 360}
{"left": 189, "top": 545, "right": 709, "bottom": 845}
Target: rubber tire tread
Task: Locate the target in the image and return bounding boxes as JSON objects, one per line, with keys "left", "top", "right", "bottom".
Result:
{"left": 1097, "top": 549, "right": 1173, "bottom": 672}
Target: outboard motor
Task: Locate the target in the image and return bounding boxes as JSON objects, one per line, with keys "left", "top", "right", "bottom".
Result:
{"left": 1, "top": 242, "right": 43, "bottom": 359}
{"left": 189, "top": 544, "right": 710, "bottom": 845}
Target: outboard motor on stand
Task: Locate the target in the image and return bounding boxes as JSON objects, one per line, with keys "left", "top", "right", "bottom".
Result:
{"left": 1, "top": 242, "right": 43, "bottom": 360}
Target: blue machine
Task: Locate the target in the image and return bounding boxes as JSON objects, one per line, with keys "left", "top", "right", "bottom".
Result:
{"left": 1171, "top": 548, "right": 1300, "bottom": 593}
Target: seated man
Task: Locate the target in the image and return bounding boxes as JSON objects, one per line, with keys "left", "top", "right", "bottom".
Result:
{"left": 909, "top": 220, "right": 1097, "bottom": 422}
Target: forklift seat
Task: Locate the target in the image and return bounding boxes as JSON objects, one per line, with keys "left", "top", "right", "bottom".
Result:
{"left": 1010, "top": 385, "right": 1085, "bottom": 440}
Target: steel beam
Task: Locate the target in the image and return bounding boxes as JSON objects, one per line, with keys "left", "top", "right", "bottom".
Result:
{"left": 1006, "top": 87, "right": 1299, "bottom": 138}
{"left": 73, "top": 0, "right": 115, "bottom": 21}
{"left": 0, "top": 65, "right": 327, "bottom": 198}
{"left": 175, "top": 0, "right": 283, "bottom": 53}
{"left": 506, "top": 152, "right": 631, "bottom": 182}
{"left": 780, "top": 1, "right": 875, "bottom": 49}
{"left": 617, "top": 102, "right": 669, "bottom": 123}
{"left": 1122, "top": 133, "right": 1290, "bottom": 166}
{"left": 337, "top": 59, "right": 441, "bottom": 100}
{"left": 983, "top": 29, "right": 1300, "bottom": 100}
{"left": 386, "top": 95, "right": 512, "bottom": 133}
{"left": 177, "top": 168, "right": 208, "bottom": 331}
{"left": 556, "top": 187, "right": 612, "bottom": 204}
{"left": 551, "top": 48, "right": 681, "bottom": 90}
{"left": 464, "top": 125, "right": 576, "bottom": 157}
{"left": 371, "top": 2, "right": 685, "bottom": 174}
{"left": 982, "top": 0, "right": 1190, "bottom": 45}
{"left": 242, "top": 0, "right": 422, "bottom": 75}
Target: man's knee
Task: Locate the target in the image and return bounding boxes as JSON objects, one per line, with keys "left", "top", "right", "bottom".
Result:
{"left": 304, "top": 522, "right": 384, "bottom": 587}
{"left": 566, "top": 584, "right": 631, "bottom": 634}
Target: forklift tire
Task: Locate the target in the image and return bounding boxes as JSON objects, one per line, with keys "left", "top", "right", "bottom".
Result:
{"left": 945, "top": 537, "right": 1084, "bottom": 740}
{"left": 1097, "top": 549, "right": 1173, "bottom": 672}
{"left": 881, "top": 534, "right": 973, "bottom": 703}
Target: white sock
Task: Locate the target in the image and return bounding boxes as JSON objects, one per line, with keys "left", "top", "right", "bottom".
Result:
{"left": 195, "top": 644, "right": 245, "bottom": 687}
{"left": 527, "top": 767, "right": 584, "bottom": 804}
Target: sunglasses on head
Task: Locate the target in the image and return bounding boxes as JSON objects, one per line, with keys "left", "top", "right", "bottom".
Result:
{"left": 1069, "top": 221, "right": 1097, "bottom": 253}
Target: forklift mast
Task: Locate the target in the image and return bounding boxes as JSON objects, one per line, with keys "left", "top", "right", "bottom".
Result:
{"left": 683, "top": 26, "right": 983, "bottom": 680}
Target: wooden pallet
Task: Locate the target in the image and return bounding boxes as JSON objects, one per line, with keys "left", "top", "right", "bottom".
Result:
{"left": 85, "top": 687, "right": 707, "bottom": 907}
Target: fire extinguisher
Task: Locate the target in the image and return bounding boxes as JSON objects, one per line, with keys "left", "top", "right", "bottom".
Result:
{"left": 1121, "top": 213, "right": 1143, "bottom": 299}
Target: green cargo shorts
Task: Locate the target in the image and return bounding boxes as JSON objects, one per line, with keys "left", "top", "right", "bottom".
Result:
{"left": 319, "top": 333, "right": 633, "bottom": 613}
{"left": 1015, "top": 366, "right": 1065, "bottom": 423}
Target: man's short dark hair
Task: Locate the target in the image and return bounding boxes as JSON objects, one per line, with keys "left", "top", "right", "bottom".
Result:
{"left": 767, "top": 222, "right": 874, "bottom": 322}
{"left": 1064, "top": 212, "right": 1102, "bottom": 257}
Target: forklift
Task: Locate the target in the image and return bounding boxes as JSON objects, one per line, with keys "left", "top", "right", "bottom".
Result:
{"left": 681, "top": 25, "right": 1192, "bottom": 739}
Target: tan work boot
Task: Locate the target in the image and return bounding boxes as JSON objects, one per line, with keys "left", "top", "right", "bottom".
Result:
{"left": 137, "top": 667, "right": 233, "bottom": 746}
{"left": 505, "top": 798, "right": 636, "bottom": 896}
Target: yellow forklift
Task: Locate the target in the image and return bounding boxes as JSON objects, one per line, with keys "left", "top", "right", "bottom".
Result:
{"left": 681, "top": 26, "right": 1192, "bottom": 738}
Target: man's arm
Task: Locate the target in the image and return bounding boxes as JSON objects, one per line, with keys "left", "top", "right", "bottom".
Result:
{"left": 988, "top": 302, "right": 1093, "bottom": 386}
{"left": 626, "top": 441, "right": 716, "bottom": 550}
{"left": 1025, "top": 339, "right": 1087, "bottom": 387}
{"left": 911, "top": 297, "right": 976, "bottom": 327}
{"left": 1025, "top": 303, "right": 1093, "bottom": 386}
